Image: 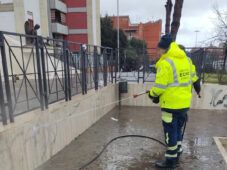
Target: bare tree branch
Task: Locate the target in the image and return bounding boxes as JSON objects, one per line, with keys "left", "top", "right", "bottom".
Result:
{"left": 165, "top": 0, "right": 173, "bottom": 34}
{"left": 170, "top": 0, "right": 184, "bottom": 41}
{"left": 213, "top": 6, "right": 227, "bottom": 43}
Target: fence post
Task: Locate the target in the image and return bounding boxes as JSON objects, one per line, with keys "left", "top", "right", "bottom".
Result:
{"left": 66, "top": 46, "right": 71, "bottom": 100}
{"left": 80, "top": 44, "right": 87, "bottom": 94}
{"left": 201, "top": 48, "right": 206, "bottom": 83}
{"left": 0, "top": 71, "right": 7, "bottom": 125}
{"left": 39, "top": 37, "right": 48, "bottom": 108}
{"left": 103, "top": 49, "right": 108, "bottom": 86}
{"left": 0, "top": 31, "right": 14, "bottom": 123}
{"left": 35, "top": 36, "right": 44, "bottom": 111}
{"left": 143, "top": 54, "right": 145, "bottom": 83}
{"left": 63, "top": 41, "right": 69, "bottom": 101}
{"left": 115, "top": 50, "right": 118, "bottom": 83}
{"left": 93, "top": 46, "right": 98, "bottom": 90}
{"left": 110, "top": 49, "right": 114, "bottom": 83}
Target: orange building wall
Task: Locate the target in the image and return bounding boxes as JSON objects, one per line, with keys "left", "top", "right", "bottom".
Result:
{"left": 111, "top": 16, "right": 162, "bottom": 60}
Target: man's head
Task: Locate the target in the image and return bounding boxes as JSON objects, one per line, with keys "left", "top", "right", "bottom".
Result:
{"left": 157, "top": 34, "right": 173, "bottom": 56}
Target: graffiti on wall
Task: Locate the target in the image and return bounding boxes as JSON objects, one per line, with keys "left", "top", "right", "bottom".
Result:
{"left": 210, "top": 89, "right": 227, "bottom": 107}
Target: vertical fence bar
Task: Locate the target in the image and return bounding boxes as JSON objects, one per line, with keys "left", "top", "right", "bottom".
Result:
{"left": 84, "top": 48, "right": 87, "bottom": 94}
{"left": 66, "top": 47, "right": 71, "bottom": 100}
{"left": 110, "top": 49, "right": 114, "bottom": 83}
{"left": 115, "top": 50, "right": 118, "bottom": 83}
{"left": 63, "top": 41, "right": 69, "bottom": 101}
{"left": 35, "top": 36, "right": 44, "bottom": 110}
{"left": 0, "top": 32, "right": 14, "bottom": 123}
{"left": 81, "top": 44, "right": 86, "bottom": 94}
{"left": 201, "top": 48, "right": 206, "bottom": 83}
{"left": 40, "top": 37, "right": 48, "bottom": 108}
{"left": 93, "top": 46, "right": 98, "bottom": 90}
{"left": 0, "top": 71, "right": 7, "bottom": 125}
{"left": 143, "top": 54, "right": 145, "bottom": 83}
{"left": 103, "top": 49, "right": 108, "bottom": 86}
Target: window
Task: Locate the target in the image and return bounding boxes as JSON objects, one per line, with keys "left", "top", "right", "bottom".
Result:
{"left": 51, "top": 10, "right": 66, "bottom": 25}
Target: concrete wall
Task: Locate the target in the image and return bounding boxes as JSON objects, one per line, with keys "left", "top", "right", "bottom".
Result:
{"left": 12, "top": 0, "right": 25, "bottom": 34}
{"left": 0, "top": 84, "right": 118, "bottom": 170}
{"left": 0, "top": 0, "right": 49, "bottom": 36}
{"left": 0, "top": 0, "right": 13, "bottom": 3}
{"left": 39, "top": 0, "right": 50, "bottom": 37}
{"left": 121, "top": 83, "right": 227, "bottom": 110}
{"left": 0, "top": 12, "right": 15, "bottom": 32}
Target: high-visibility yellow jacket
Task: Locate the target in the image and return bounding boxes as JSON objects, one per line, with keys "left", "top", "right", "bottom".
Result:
{"left": 149, "top": 42, "right": 198, "bottom": 109}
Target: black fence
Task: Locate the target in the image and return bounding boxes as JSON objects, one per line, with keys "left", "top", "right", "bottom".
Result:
{"left": 118, "top": 46, "right": 227, "bottom": 84}
{"left": 1, "top": 31, "right": 226, "bottom": 125}
{"left": 0, "top": 31, "right": 117, "bottom": 125}
{"left": 187, "top": 47, "right": 227, "bottom": 84}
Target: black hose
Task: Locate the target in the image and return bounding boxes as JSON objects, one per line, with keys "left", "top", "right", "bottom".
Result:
{"left": 78, "top": 135, "right": 166, "bottom": 170}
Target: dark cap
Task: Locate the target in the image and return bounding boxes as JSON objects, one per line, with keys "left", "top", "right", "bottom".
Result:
{"left": 158, "top": 34, "right": 173, "bottom": 49}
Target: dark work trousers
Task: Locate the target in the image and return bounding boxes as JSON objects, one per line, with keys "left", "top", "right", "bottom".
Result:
{"left": 161, "top": 108, "right": 188, "bottom": 161}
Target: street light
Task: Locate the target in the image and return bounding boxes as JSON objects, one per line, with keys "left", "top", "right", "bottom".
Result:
{"left": 117, "top": 0, "right": 120, "bottom": 78}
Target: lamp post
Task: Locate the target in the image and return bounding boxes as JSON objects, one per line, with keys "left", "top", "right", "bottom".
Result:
{"left": 117, "top": 0, "right": 120, "bottom": 78}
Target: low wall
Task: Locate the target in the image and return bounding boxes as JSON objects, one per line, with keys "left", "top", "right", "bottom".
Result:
{"left": 0, "top": 84, "right": 118, "bottom": 170}
{"left": 121, "top": 83, "right": 227, "bottom": 110}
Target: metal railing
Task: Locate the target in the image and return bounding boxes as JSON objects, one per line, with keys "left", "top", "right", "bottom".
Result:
{"left": 0, "top": 31, "right": 116, "bottom": 125}
{"left": 117, "top": 46, "right": 227, "bottom": 84}
{"left": 187, "top": 47, "right": 227, "bottom": 84}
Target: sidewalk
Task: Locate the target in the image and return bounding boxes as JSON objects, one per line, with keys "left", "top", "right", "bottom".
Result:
{"left": 36, "top": 106, "right": 227, "bottom": 170}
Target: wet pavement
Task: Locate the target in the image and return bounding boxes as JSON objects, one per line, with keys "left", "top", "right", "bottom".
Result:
{"left": 36, "top": 106, "right": 227, "bottom": 170}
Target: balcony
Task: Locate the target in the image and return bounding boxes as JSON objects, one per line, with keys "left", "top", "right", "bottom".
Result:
{"left": 51, "top": 22, "right": 68, "bottom": 35}
{"left": 50, "top": 0, "right": 67, "bottom": 13}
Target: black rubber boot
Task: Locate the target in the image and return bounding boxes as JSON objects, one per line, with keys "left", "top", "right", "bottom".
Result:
{"left": 176, "top": 148, "right": 183, "bottom": 164}
{"left": 155, "top": 159, "right": 177, "bottom": 169}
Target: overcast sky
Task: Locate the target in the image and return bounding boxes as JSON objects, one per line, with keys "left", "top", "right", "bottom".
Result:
{"left": 100, "top": 0, "right": 227, "bottom": 47}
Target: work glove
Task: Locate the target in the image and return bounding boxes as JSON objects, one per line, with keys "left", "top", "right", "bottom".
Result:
{"left": 148, "top": 92, "right": 160, "bottom": 104}
{"left": 193, "top": 79, "right": 201, "bottom": 98}
{"left": 152, "top": 96, "right": 160, "bottom": 104}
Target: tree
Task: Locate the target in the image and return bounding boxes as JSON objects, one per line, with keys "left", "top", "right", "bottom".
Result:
{"left": 165, "top": 0, "right": 184, "bottom": 41}
{"left": 213, "top": 6, "right": 227, "bottom": 42}
{"left": 123, "top": 38, "right": 148, "bottom": 72}
{"left": 170, "top": 0, "right": 184, "bottom": 40}
{"left": 165, "top": 0, "right": 173, "bottom": 34}
{"left": 101, "top": 16, "right": 149, "bottom": 71}
{"left": 101, "top": 15, "right": 128, "bottom": 49}
{"left": 213, "top": 6, "right": 227, "bottom": 84}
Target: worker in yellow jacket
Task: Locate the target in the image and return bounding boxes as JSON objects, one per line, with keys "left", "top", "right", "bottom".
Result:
{"left": 149, "top": 34, "right": 201, "bottom": 169}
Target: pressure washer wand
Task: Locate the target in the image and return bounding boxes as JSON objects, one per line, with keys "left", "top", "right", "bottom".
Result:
{"left": 133, "top": 90, "right": 149, "bottom": 98}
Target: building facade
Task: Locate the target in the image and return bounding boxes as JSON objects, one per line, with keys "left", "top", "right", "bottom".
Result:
{"left": 111, "top": 16, "right": 162, "bottom": 59}
{"left": 0, "top": 0, "right": 101, "bottom": 46}
{"left": 0, "top": 0, "right": 50, "bottom": 37}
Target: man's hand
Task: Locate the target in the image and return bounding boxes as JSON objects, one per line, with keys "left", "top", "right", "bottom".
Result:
{"left": 193, "top": 79, "right": 201, "bottom": 97}
{"left": 152, "top": 97, "right": 160, "bottom": 104}
{"left": 148, "top": 92, "right": 159, "bottom": 104}
{"left": 148, "top": 92, "right": 153, "bottom": 100}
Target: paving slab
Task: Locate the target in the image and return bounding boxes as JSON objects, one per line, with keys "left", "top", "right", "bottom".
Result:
{"left": 36, "top": 106, "right": 227, "bottom": 170}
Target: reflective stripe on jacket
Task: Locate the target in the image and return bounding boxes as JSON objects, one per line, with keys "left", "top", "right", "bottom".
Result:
{"left": 149, "top": 42, "right": 198, "bottom": 109}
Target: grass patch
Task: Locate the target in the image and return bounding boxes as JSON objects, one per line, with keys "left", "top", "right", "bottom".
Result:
{"left": 203, "top": 73, "right": 227, "bottom": 84}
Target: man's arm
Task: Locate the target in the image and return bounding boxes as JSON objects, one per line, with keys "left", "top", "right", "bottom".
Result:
{"left": 190, "top": 60, "right": 201, "bottom": 96}
{"left": 149, "top": 61, "right": 169, "bottom": 98}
